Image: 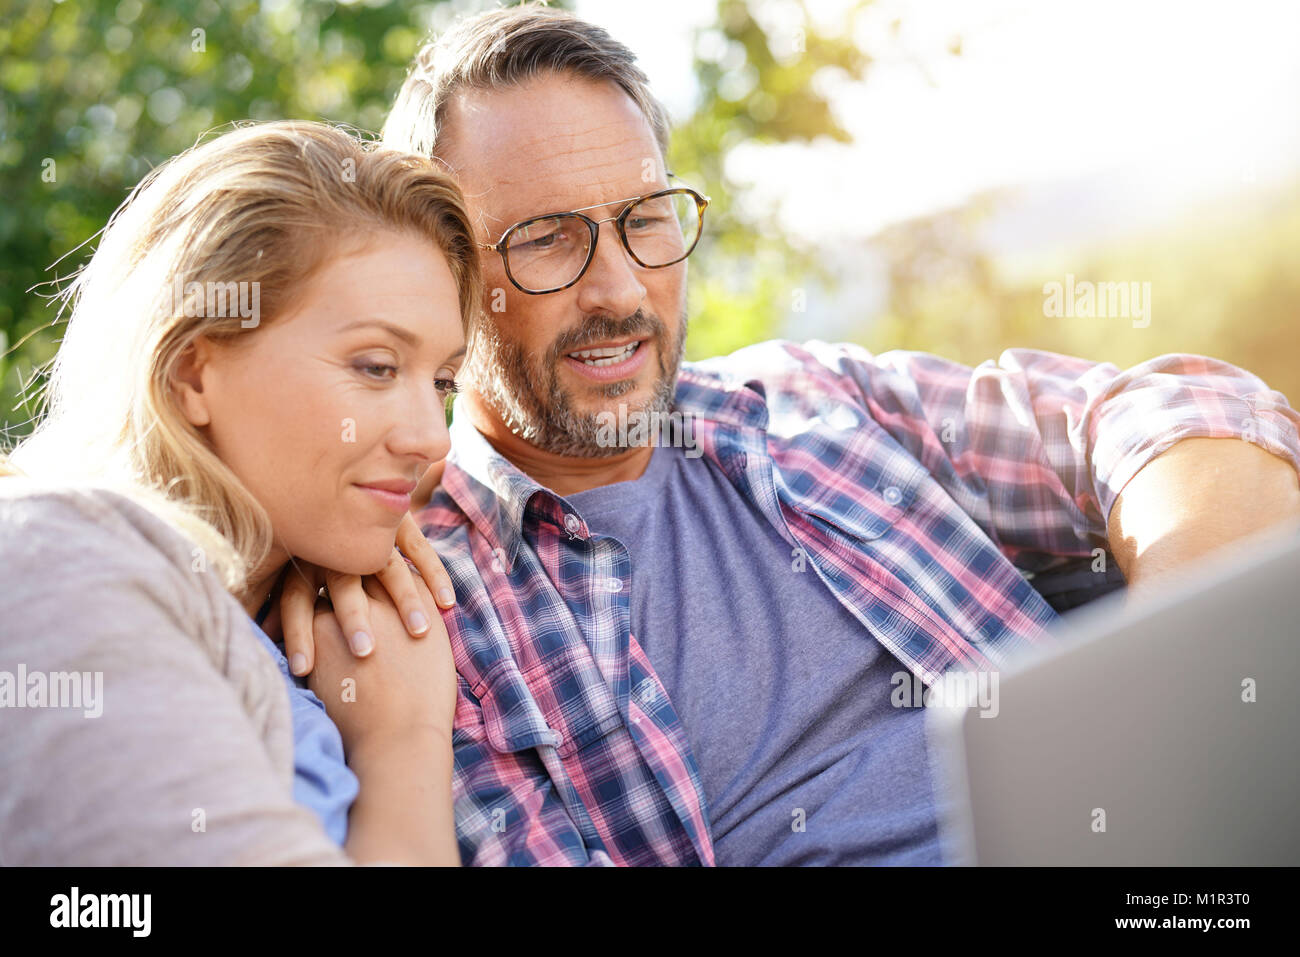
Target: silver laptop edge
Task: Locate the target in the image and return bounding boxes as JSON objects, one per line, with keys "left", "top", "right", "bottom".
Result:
{"left": 928, "top": 527, "right": 1300, "bottom": 866}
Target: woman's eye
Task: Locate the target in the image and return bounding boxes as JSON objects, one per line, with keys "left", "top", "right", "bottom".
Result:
{"left": 434, "top": 377, "right": 460, "bottom": 396}
{"left": 356, "top": 362, "right": 398, "bottom": 380}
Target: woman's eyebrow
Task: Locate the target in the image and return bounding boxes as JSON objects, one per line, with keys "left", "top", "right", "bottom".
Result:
{"left": 338, "top": 319, "right": 420, "bottom": 346}
{"left": 442, "top": 345, "right": 467, "bottom": 364}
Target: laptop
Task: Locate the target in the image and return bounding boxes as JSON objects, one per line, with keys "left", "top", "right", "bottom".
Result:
{"left": 928, "top": 527, "right": 1300, "bottom": 866}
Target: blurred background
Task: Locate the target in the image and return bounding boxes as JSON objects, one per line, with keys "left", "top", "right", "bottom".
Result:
{"left": 2, "top": 0, "right": 1297, "bottom": 440}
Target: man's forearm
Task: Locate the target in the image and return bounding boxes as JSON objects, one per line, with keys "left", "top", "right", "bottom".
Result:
{"left": 1107, "top": 437, "right": 1300, "bottom": 587}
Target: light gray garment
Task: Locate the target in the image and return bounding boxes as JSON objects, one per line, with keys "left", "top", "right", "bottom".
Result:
{"left": 0, "top": 481, "right": 349, "bottom": 865}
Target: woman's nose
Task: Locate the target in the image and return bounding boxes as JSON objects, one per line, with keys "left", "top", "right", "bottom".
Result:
{"left": 387, "top": 383, "right": 451, "bottom": 465}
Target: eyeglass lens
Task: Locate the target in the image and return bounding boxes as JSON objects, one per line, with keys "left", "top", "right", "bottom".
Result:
{"left": 504, "top": 191, "right": 702, "bottom": 292}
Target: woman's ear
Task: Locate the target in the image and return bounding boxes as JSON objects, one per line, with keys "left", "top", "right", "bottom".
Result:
{"left": 172, "top": 336, "right": 214, "bottom": 428}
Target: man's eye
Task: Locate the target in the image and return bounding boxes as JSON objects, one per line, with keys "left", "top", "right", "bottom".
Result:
{"left": 511, "top": 221, "right": 571, "bottom": 253}
{"left": 518, "top": 233, "right": 560, "bottom": 251}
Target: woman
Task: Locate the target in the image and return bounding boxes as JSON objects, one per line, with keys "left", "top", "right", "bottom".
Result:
{"left": 0, "top": 121, "right": 475, "bottom": 865}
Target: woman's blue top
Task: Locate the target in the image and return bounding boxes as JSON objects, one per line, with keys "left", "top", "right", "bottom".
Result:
{"left": 248, "top": 617, "right": 358, "bottom": 845}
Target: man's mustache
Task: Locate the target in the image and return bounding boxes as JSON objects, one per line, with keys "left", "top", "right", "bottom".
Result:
{"left": 547, "top": 310, "right": 666, "bottom": 363}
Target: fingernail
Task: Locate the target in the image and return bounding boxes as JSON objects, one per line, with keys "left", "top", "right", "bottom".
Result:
{"left": 349, "top": 630, "right": 373, "bottom": 656}
{"left": 437, "top": 587, "right": 455, "bottom": 606}
{"left": 408, "top": 610, "right": 429, "bottom": 634}
{"left": 290, "top": 653, "right": 308, "bottom": 676}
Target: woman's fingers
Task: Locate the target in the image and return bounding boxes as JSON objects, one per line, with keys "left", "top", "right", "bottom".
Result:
{"left": 374, "top": 548, "right": 435, "bottom": 637}
{"left": 396, "top": 512, "right": 456, "bottom": 609}
{"left": 280, "top": 565, "right": 324, "bottom": 676}
{"left": 324, "top": 569, "right": 376, "bottom": 658}
{"left": 277, "top": 520, "right": 450, "bottom": 674}
{"left": 305, "top": 603, "right": 348, "bottom": 704}
{"left": 403, "top": 568, "right": 441, "bottom": 622}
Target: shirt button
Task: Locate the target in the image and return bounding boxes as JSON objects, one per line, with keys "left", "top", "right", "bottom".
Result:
{"left": 563, "top": 513, "right": 584, "bottom": 538}
{"left": 603, "top": 577, "right": 624, "bottom": 593}
{"left": 550, "top": 728, "right": 564, "bottom": 748}
{"left": 883, "top": 485, "right": 902, "bottom": 505}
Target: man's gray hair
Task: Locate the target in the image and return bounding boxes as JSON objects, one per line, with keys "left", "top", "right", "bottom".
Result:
{"left": 381, "top": 1, "right": 672, "bottom": 165}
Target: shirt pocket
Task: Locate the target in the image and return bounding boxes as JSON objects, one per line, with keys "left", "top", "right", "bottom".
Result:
{"left": 472, "top": 654, "right": 626, "bottom": 760}
{"left": 470, "top": 661, "right": 562, "bottom": 754}
{"left": 522, "top": 650, "right": 627, "bottom": 761}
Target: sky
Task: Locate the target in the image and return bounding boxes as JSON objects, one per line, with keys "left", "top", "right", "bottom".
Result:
{"left": 575, "top": 0, "right": 1300, "bottom": 247}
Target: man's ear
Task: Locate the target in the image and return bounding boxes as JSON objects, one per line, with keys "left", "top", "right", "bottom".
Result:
{"left": 172, "top": 336, "right": 215, "bottom": 428}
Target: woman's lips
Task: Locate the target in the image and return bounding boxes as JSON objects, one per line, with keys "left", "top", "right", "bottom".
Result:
{"left": 562, "top": 338, "right": 651, "bottom": 382}
{"left": 355, "top": 483, "right": 414, "bottom": 515}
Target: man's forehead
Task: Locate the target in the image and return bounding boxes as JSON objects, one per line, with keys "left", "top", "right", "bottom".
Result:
{"left": 440, "top": 75, "right": 663, "bottom": 231}
{"left": 474, "top": 151, "right": 657, "bottom": 233}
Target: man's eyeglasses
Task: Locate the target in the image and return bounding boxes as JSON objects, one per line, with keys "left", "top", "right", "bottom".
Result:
{"left": 478, "top": 184, "right": 710, "bottom": 295}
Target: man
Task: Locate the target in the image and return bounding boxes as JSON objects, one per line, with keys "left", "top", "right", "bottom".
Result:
{"left": 376, "top": 3, "right": 1300, "bottom": 865}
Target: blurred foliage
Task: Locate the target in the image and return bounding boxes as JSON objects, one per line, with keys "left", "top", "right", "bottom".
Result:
{"left": 859, "top": 179, "right": 1300, "bottom": 405}
{"left": 0, "top": 0, "right": 464, "bottom": 438}
{"left": 674, "top": 0, "right": 876, "bottom": 360}
{"left": 0, "top": 0, "right": 876, "bottom": 438}
{"left": 6, "top": 0, "right": 1294, "bottom": 443}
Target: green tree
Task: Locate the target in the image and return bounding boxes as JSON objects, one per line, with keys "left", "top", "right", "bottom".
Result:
{"left": 670, "top": 0, "right": 877, "bottom": 360}
{"left": 1, "top": 0, "right": 881, "bottom": 438}
{"left": 857, "top": 179, "right": 1300, "bottom": 404}
{"left": 0, "top": 0, "right": 453, "bottom": 438}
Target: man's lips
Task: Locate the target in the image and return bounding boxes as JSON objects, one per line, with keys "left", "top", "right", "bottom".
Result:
{"left": 562, "top": 337, "right": 650, "bottom": 382}
{"left": 355, "top": 478, "right": 417, "bottom": 514}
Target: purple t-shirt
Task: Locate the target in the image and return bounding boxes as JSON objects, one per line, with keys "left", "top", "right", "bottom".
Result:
{"left": 566, "top": 442, "right": 944, "bottom": 865}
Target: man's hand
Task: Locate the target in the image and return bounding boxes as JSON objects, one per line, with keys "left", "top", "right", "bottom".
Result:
{"left": 1108, "top": 437, "right": 1300, "bottom": 589}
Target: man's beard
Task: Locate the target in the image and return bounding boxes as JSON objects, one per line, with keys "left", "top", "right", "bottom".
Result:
{"left": 462, "top": 308, "right": 687, "bottom": 458}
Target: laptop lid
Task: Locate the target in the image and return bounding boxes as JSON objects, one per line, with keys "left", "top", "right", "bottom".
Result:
{"left": 928, "top": 528, "right": 1300, "bottom": 866}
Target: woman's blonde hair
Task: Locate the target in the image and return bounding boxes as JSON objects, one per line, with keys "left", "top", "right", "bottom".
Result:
{"left": 7, "top": 121, "right": 481, "bottom": 593}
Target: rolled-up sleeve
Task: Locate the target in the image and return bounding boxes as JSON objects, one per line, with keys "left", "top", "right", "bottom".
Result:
{"left": 796, "top": 341, "right": 1300, "bottom": 566}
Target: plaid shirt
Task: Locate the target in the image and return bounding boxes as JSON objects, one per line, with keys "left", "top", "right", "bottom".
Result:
{"left": 415, "top": 340, "right": 1300, "bottom": 866}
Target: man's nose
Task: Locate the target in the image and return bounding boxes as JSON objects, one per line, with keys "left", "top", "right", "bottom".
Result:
{"left": 575, "top": 219, "right": 646, "bottom": 319}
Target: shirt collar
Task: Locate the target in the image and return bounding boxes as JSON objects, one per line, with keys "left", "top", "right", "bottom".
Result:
{"left": 442, "top": 411, "right": 544, "bottom": 570}
{"left": 441, "top": 358, "right": 772, "bottom": 567}
{"left": 674, "top": 360, "right": 771, "bottom": 432}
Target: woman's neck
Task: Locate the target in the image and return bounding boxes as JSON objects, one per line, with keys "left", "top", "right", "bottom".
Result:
{"left": 239, "top": 552, "right": 290, "bottom": 620}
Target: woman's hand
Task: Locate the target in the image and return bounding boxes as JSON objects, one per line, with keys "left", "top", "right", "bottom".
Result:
{"left": 305, "top": 573, "right": 458, "bottom": 747}
{"left": 278, "top": 512, "right": 454, "bottom": 676}
{"left": 304, "top": 568, "right": 461, "bottom": 867}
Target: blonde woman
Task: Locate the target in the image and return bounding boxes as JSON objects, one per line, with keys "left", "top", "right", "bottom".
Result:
{"left": 0, "top": 121, "right": 476, "bottom": 865}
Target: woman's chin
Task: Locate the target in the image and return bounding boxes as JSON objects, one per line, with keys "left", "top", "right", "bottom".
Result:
{"left": 295, "top": 539, "right": 396, "bottom": 578}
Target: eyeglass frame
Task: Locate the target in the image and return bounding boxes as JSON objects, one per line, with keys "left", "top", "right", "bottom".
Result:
{"left": 476, "top": 178, "right": 711, "bottom": 295}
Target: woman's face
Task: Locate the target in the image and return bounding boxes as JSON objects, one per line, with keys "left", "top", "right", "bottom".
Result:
{"left": 179, "top": 231, "right": 466, "bottom": 576}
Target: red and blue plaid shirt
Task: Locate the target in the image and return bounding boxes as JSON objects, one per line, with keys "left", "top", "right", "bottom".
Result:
{"left": 415, "top": 340, "right": 1300, "bottom": 866}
